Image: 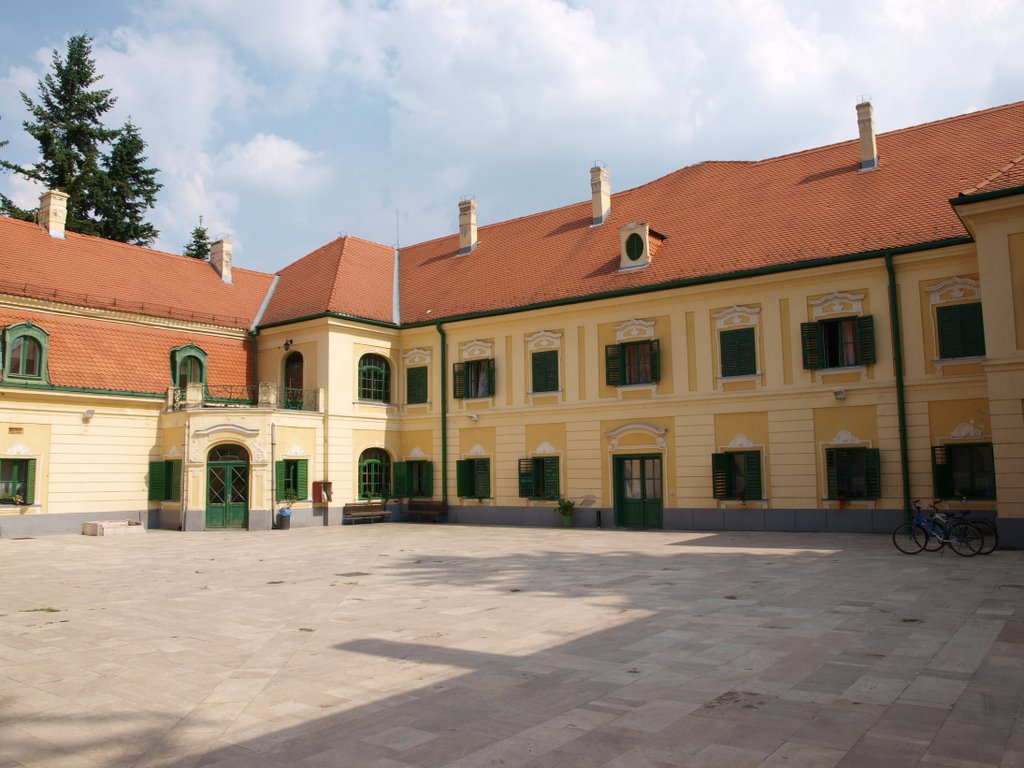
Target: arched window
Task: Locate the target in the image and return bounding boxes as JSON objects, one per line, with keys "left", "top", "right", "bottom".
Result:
{"left": 170, "top": 344, "right": 207, "bottom": 389}
{"left": 283, "top": 352, "right": 304, "bottom": 409}
{"left": 358, "top": 448, "right": 391, "bottom": 499}
{"left": 3, "top": 323, "right": 49, "bottom": 383}
{"left": 358, "top": 353, "right": 391, "bottom": 403}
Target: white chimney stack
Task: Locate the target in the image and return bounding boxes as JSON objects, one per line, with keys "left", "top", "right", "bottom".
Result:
{"left": 591, "top": 165, "right": 610, "bottom": 225}
{"left": 37, "top": 189, "right": 69, "bottom": 239}
{"left": 458, "top": 198, "right": 477, "bottom": 255}
{"left": 856, "top": 101, "right": 878, "bottom": 171}
{"left": 210, "top": 239, "right": 233, "bottom": 284}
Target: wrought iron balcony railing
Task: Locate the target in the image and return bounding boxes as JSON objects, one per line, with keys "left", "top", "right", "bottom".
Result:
{"left": 170, "top": 384, "right": 320, "bottom": 412}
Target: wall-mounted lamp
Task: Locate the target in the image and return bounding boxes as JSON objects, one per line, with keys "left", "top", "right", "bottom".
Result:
{"left": 82, "top": 409, "right": 95, "bottom": 422}
{"left": 833, "top": 389, "right": 847, "bottom": 401}
{"left": 468, "top": 413, "right": 479, "bottom": 422}
{"left": 283, "top": 339, "right": 294, "bottom": 351}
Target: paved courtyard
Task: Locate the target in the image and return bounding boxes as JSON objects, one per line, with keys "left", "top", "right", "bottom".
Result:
{"left": 0, "top": 524, "right": 1021, "bottom": 768}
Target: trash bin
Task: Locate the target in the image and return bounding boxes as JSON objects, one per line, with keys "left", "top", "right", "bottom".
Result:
{"left": 277, "top": 509, "right": 292, "bottom": 530}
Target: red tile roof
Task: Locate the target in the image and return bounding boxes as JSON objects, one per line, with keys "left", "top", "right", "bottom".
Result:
{"left": 0, "top": 309, "right": 251, "bottom": 394}
{"left": 261, "top": 236, "right": 395, "bottom": 326}
{"left": 395, "top": 101, "right": 1024, "bottom": 324}
{"left": 960, "top": 154, "right": 1024, "bottom": 196}
{"left": 0, "top": 218, "right": 274, "bottom": 328}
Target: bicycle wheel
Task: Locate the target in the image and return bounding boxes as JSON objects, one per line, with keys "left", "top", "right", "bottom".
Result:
{"left": 972, "top": 520, "right": 997, "bottom": 555}
{"left": 947, "top": 522, "right": 982, "bottom": 557}
{"left": 893, "top": 522, "right": 928, "bottom": 554}
{"left": 922, "top": 523, "right": 943, "bottom": 551}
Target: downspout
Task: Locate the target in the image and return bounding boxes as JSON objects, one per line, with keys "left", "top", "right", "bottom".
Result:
{"left": 885, "top": 253, "right": 911, "bottom": 519}
{"left": 436, "top": 322, "right": 448, "bottom": 503}
{"left": 249, "top": 330, "right": 259, "bottom": 399}
{"left": 271, "top": 423, "right": 277, "bottom": 527}
{"left": 181, "top": 422, "right": 189, "bottom": 531}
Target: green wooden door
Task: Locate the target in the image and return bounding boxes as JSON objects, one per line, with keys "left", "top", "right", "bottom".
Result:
{"left": 206, "top": 461, "right": 249, "bottom": 529}
{"left": 614, "top": 455, "right": 663, "bottom": 529}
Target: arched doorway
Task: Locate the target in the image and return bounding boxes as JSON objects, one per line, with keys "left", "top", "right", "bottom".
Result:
{"left": 283, "top": 352, "right": 304, "bottom": 409}
{"left": 206, "top": 443, "right": 250, "bottom": 529}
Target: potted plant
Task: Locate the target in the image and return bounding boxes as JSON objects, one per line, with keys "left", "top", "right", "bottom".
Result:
{"left": 556, "top": 496, "right": 575, "bottom": 528}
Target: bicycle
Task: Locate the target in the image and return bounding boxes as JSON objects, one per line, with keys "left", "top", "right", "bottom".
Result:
{"left": 892, "top": 500, "right": 982, "bottom": 556}
{"left": 917, "top": 499, "right": 994, "bottom": 556}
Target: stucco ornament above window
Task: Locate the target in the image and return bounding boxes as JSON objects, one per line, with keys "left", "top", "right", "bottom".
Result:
{"left": 713, "top": 306, "right": 760, "bottom": 330}
{"left": 615, "top": 319, "right": 655, "bottom": 342}
{"left": 927, "top": 277, "right": 981, "bottom": 305}
{"left": 402, "top": 348, "right": 432, "bottom": 365}
{"left": 950, "top": 421, "right": 984, "bottom": 439}
{"left": 812, "top": 292, "right": 865, "bottom": 319}
{"left": 406, "top": 447, "right": 426, "bottom": 459}
{"left": 606, "top": 423, "right": 667, "bottom": 451}
{"left": 533, "top": 442, "right": 558, "bottom": 455}
{"left": 830, "top": 429, "right": 863, "bottom": 445}
{"left": 467, "top": 444, "right": 488, "bottom": 456}
{"left": 727, "top": 434, "right": 755, "bottom": 449}
{"left": 4, "top": 443, "right": 33, "bottom": 456}
{"left": 462, "top": 340, "right": 493, "bottom": 360}
{"left": 526, "top": 331, "right": 562, "bottom": 351}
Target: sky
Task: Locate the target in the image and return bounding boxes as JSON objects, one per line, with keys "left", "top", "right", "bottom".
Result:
{"left": 1, "top": 0, "right": 1022, "bottom": 275}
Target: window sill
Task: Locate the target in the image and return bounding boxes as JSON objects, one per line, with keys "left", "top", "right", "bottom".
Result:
{"left": 461, "top": 396, "right": 493, "bottom": 405}
{"left": 716, "top": 372, "right": 762, "bottom": 384}
{"left": 717, "top": 499, "right": 766, "bottom": 509}
{"left": 932, "top": 355, "right": 985, "bottom": 370}
{"left": 615, "top": 383, "right": 657, "bottom": 397}
{"left": 354, "top": 399, "right": 396, "bottom": 409}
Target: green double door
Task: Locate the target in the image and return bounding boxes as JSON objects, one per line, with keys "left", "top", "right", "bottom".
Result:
{"left": 614, "top": 455, "right": 663, "bottom": 529}
{"left": 206, "top": 444, "right": 249, "bottom": 529}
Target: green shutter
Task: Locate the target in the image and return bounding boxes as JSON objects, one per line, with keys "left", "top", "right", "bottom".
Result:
{"left": 605, "top": 344, "right": 621, "bottom": 386}
{"left": 711, "top": 453, "right": 729, "bottom": 500}
{"left": 392, "top": 461, "right": 410, "bottom": 498}
{"left": 532, "top": 350, "right": 558, "bottom": 393}
{"left": 407, "top": 366, "right": 428, "bottom": 404}
{"left": 456, "top": 459, "right": 473, "bottom": 497}
{"left": 801, "top": 322, "right": 823, "bottom": 370}
{"left": 744, "top": 451, "right": 763, "bottom": 500}
{"left": 149, "top": 461, "right": 166, "bottom": 501}
{"left": 296, "top": 459, "right": 309, "bottom": 500}
{"left": 737, "top": 327, "right": 756, "bottom": 376}
{"left": 720, "top": 328, "right": 755, "bottom": 378}
{"left": 168, "top": 460, "right": 182, "bottom": 502}
{"left": 857, "top": 315, "right": 876, "bottom": 365}
{"left": 23, "top": 458, "right": 36, "bottom": 505}
{"left": 720, "top": 330, "right": 740, "bottom": 377}
{"left": 932, "top": 445, "right": 953, "bottom": 499}
{"left": 542, "top": 457, "right": 560, "bottom": 500}
{"left": 864, "top": 448, "right": 881, "bottom": 499}
{"left": 486, "top": 358, "right": 496, "bottom": 397}
{"left": 452, "top": 362, "right": 466, "bottom": 399}
{"left": 421, "top": 461, "right": 433, "bottom": 498}
{"left": 475, "top": 459, "right": 491, "bottom": 498}
{"left": 275, "top": 460, "right": 286, "bottom": 501}
{"left": 825, "top": 448, "right": 839, "bottom": 500}
{"left": 518, "top": 458, "right": 534, "bottom": 498}
{"left": 939, "top": 304, "right": 985, "bottom": 359}
{"left": 649, "top": 339, "right": 661, "bottom": 382}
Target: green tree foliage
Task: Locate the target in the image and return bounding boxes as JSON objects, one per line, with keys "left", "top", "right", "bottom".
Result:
{"left": 1, "top": 35, "right": 161, "bottom": 244}
{"left": 0, "top": 116, "right": 34, "bottom": 222}
{"left": 183, "top": 216, "right": 212, "bottom": 260}
{"left": 95, "top": 120, "right": 161, "bottom": 245}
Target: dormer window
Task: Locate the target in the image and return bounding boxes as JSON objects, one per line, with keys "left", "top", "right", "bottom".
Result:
{"left": 618, "top": 223, "right": 664, "bottom": 271}
{"left": 170, "top": 344, "right": 208, "bottom": 389}
{"left": 3, "top": 323, "right": 50, "bottom": 384}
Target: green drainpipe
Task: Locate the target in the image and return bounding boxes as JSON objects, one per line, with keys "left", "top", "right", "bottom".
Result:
{"left": 436, "top": 322, "right": 448, "bottom": 503}
{"left": 886, "top": 253, "right": 912, "bottom": 519}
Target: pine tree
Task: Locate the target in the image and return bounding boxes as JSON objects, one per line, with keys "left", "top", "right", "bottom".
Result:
{"left": 183, "top": 216, "right": 211, "bottom": 260}
{"left": 2, "top": 35, "right": 162, "bottom": 241}
{"left": 95, "top": 120, "right": 161, "bottom": 245}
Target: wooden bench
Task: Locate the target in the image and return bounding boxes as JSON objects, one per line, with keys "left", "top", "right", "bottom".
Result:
{"left": 404, "top": 499, "right": 448, "bottom": 523}
{"left": 342, "top": 501, "right": 392, "bottom": 524}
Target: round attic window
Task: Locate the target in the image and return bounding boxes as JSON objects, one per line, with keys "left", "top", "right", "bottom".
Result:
{"left": 625, "top": 233, "right": 644, "bottom": 261}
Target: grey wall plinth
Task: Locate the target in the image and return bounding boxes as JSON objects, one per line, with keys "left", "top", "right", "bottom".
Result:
{"left": 0, "top": 510, "right": 144, "bottom": 538}
{"left": 182, "top": 509, "right": 205, "bottom": 531}
{"left": 248, "top": 509, "right": 272, "bottom": 531}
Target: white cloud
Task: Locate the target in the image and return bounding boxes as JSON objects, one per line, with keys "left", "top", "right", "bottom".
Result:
{"left": 216, "top": 133, "right": 329, "bottom": 196}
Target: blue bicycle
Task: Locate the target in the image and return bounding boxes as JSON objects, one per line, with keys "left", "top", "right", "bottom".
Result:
{"left": 892, "top": 499, "right": 982, "bottom": 556}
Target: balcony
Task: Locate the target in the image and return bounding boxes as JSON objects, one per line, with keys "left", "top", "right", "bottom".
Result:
{"left": 170, "top": 383, "right": 321, "bottom": 412}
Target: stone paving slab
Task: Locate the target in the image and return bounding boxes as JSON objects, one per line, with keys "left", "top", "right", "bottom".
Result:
{"left": 0, "top": 526, "right": 1021, "bottom": 767}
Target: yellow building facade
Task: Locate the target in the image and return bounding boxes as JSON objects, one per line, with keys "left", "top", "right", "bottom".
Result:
{"left": 1, "top": 101, "right": 1023, "bottom": 545}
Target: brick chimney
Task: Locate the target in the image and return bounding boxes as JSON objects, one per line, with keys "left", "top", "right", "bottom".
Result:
{"left": 458, "top": 198, "right": 477, "bottom": 255}
{"left": 856, "top": 101, "right": 878, "bottom": 171}
{"left": 591, "top": 165, "right": 610, "bottom": 225}
{"left": 37, "top": 190, "right": 70, "bottom": 239}
{"left": 210, "top": 239, "right": 233, "bottom": 284}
